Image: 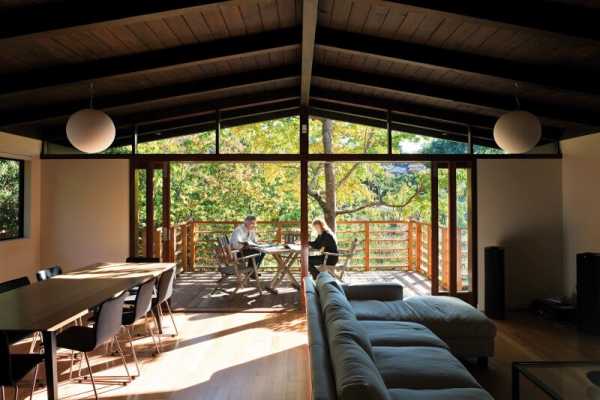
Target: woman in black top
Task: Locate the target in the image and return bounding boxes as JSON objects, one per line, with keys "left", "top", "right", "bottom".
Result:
{"left": 308, "top": 218, "right": 338, "bottom": 279}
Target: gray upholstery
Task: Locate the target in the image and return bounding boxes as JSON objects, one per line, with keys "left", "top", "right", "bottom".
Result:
{"left": 319, "top": 279, "right": 357, "bottom": 326}
{"left": 350, "top": 299, "right": 415, "bottom": 321}
{"left": 360, "top": 321, "right": 448, "bottom": 349}
{"left": 388, "top": 388, "right": 493, "bottom": 400}
{"left": 328, "top": 320, "right": 373, "bottom": 359}
{"left": 343, "top": 283, "right": 403, "bottom": 301}
{"left": 372, "top": 346, "right": 481, "bottom": 390}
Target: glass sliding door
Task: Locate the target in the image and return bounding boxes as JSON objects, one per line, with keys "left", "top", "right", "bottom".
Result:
{"left": 131, "top": 160, "right": 172, "bottom": 262}
{"left": 431, "top": 161, "right": 476, "bottom": 305}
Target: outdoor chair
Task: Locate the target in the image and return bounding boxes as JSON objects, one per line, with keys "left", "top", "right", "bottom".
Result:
{"left": 211, "top": 236, "right": 263, "bottom": 296}
{"left": 318, "top": 238, "right": 359, "bottom": 281}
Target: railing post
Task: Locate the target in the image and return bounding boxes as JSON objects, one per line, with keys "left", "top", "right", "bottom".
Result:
{"left": 428, "top": 224, "right": 433, "bottom": 279}
{"left": 457, "top": 227, "right": 462, "bottom": 291}
{"left": 416, "top": 222, "right": 422, "bottom": 274}
{"left": 153, "top": 228, "right": 161, "bottom": 260}
{"left": 364, "top": 221, "right": 370, "bottom": 271}
{"left": 442, "top": 227, "right": 450, "bottom": 291}
{"left": 189, "top": 222, "right": 196, "bottom": 271}
{"left": 181, "top": 224, "right": 188, "bottom": 272}
{"left": 276, "top": 221, "right": 283, "bottom": 243}
{"left": 407, "top": 222, "right": 414, "bottom": 272}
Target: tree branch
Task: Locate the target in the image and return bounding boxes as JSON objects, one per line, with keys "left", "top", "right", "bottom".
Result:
{"left": 336, "top": 182, "right": 424, "bottom": 216}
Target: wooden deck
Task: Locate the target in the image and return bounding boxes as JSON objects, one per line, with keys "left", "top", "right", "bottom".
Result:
{"left": 171, "top": 270, "right": 431, "bottom": 311}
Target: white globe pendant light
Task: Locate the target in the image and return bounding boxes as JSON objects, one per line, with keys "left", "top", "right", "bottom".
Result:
{"left": 66, "top": 83, "right": 115, "bottom": 153}
{"left": 493, "top": 110, "right": 541, "bottom": 154}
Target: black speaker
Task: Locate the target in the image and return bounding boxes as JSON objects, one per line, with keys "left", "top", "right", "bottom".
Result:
{"left": 485, "top": 246, "right": 505, "bottom": 320}
{"left": 577, "top": 253, "right": 600, "bottom": 334}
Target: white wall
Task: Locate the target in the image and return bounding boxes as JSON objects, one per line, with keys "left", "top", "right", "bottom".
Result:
{"left": 41, "top": 159, "right": 130, "bottom": 272}
{"left": 477, "top": 159, "right": 564, "bottom": 309}
{"left": 561, "top": 132, "right": 600, "bottom": 298}
{"left": 0, "top": 132, "right": 42, "bottom": 282}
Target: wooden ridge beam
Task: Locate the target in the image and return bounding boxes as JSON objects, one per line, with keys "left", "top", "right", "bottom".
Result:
{"left": 300, "top": 0, "right": 318, "bottom": 106}
{"left": 0, "top": 65, "right": 299, "bottom": 128}
{"left": 316, "top": 27, "right": 600, "bottom": 96}
{"left": 0, "top": 28, "right": 301, "bottom": 97}
{"left": 312, "top": 64, "right": 599, "bottom": 128}
{"left": 0, "top": 0, "right": 237, "bottom": 40}
{"left": 384, "top": 0, "right": 600, "bottom": 42}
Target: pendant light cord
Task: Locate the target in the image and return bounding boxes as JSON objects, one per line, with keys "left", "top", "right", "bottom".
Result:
{"left": 513, "top": 82, "right": 521, "bottom": 110}
{"left": 89, "top": 82, "right": 95, "bottom": 109}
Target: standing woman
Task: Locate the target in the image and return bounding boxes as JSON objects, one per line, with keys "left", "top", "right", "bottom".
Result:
{"left": 308, "top": 218, "right": 339, "bottom": 279}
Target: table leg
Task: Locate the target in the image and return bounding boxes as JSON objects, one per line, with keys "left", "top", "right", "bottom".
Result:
{"left": 512, "top": 363, "right": 520, "bottom": 400}
{"left": 42, "top": 331, "right": 58, "bottom": 400}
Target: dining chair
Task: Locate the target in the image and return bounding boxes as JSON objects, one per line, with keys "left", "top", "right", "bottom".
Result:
{"left": 0, "top": 332, "right": 44, "bottom": 400}
{"left": 36, "top": 266, "right": 62, "bottom": 282}
{"left": 121, "top": 278, "right": 160, "bottom": 375}
{"left": 0, "top": 277, "right": 40, "bottom": 352}
{"left": 57, "top": 292, "right": 131, "bottom": 399}
{"left": 152, "top": 267, "right": 179, "bottom": 340}
{"left": 318, "top": 238, "right": 359, "bottom": 281}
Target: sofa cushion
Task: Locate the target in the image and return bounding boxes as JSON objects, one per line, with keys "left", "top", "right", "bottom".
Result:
{"left": 319, "top": 280, "right": 357, "bottom": 325}
{"left": 343, "top": 283, "right": 403, "bottom": 301}
{"left": 317, "top": 272, "right": 344, "bottom": 294}
{"left": 388, "top": 388, "right": 494, "bottom": 400}
{"left": 329, "top": 327, "right": 391, "bottom": 400}
{"left": 372, "top": 346, "right": 481, "bottom": 390}
{"left": 360, "top": 321, "right": 448, "bottom": 349}
{"left": 350, "top": 299, "right": 416, "bottom": 321}
{"left": 328, "top": 319, "right": 374, "bottom": 360}
{"left": 403, "top": 296, "right": 496, "bottom": 339}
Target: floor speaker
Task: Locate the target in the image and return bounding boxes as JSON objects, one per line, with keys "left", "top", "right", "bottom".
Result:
{"left": 485, "top": 246, "right": 505, "bottom": 320}
{"left": 577, "top": 253, "right": 600, "bottom": 334}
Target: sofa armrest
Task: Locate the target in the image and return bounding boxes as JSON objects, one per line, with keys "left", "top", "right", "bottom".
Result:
{"left": 342, "top": 283, "right": 403, "bottom": 301}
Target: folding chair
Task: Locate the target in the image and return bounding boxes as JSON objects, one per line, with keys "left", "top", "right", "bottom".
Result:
{"left": 318, "top": 238, "right": 359, "bottom": 281}
{"left": 211, "top": 236, "right": 263, "bottom": 295}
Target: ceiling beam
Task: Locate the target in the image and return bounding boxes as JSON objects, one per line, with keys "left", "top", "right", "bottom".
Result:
{"left": 383, "top": 0, "right": 600, "bottom": 42}
{"left": 316, "top": 27, "right": 600, "bottom": 96}
{"left": 0, "top": 65, "right": 299, "bottom": 128}
{"left": 0, "top": 28, "right": 300, "bottom": 97}
{"left": 300, "top": 0, "right": 318, "bottom": 106}
{"left": 310, "top": 87, "right": 564, "bottom": 140}
{"left": 0, "top": 1, "right": 237, "bottom": 41}
{"left": 312, "top": 64, "right": 600, "bottom": 128}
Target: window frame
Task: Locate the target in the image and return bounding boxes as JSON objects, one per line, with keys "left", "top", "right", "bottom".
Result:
{"left": 0, "top": 156, "right": 25, "bottom": 241}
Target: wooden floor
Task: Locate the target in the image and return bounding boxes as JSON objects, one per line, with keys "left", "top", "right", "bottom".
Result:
{"left": 172, "top": 270, "right": 430, "bottom": 311}
{"left": 8, "top": 310, "right": 600, "bottom": 399}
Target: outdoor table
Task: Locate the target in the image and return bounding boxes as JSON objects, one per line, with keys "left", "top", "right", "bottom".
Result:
{"left": 0, "top": 261, "right": 175, "bottom": 400}
{"left": 252, "top": 244, "right": 303, "bottom": 294}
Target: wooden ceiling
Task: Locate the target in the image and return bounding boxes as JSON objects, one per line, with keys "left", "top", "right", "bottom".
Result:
{"left": 1, "top": 0, "right": 600, "bottom": 148}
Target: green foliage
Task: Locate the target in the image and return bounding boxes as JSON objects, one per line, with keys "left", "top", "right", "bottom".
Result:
{"left": 0, "top": 159, "right": 21, "bottom": 239}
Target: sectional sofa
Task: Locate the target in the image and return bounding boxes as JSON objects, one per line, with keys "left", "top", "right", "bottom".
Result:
{"left": 305, "top": 273, "right": 496, "bottom": 400}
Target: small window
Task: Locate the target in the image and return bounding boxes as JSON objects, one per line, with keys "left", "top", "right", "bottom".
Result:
{"left": 0, "top": 157, "right": 24, "bottom": 240}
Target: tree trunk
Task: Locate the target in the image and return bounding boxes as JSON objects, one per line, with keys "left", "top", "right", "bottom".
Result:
{"left": 321, "top": 119, "right": 337, "bottom": 231}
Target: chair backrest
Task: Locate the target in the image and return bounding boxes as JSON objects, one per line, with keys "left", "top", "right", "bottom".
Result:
{"left": 95, "top": 291, "right": 128, "bottom": 346}
{"left": 0, "top": 332, "right": 13, "bottom": 386}
{"left": 36, "top": 266, "right": 62, "bottom": 282}
{"left": 0, "top": 276, "right": 30, "bottom": 294}
{"left": 217, "top": 235, "right": 237, "bottom": 263}
{"left": 156, "top": 267, "right": 175, "bottom": 304}
{"left": 340, "top": 238, "right": 359, "bottom": 269}
{"left": 132, "top": 278, "right": 156, "bottom": 321}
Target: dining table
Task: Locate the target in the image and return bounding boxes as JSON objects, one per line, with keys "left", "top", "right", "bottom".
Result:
{"left": 0, "top": 261, "right": 176, "bottom": 400}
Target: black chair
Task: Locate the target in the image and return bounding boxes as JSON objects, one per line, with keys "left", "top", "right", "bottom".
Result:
{"left": 57, "top": 292, "right": 131, "bottom": 399}
{"left": 36, "top": 266, "right": 62, "bottom": 282}
{"left": 0, "top": 332, "right": 44, "bottom": 400}
{"left": 125, "top": 257, "right": 160, "bottom": 263}
{"left": 153, "top": 267, "right": 179, "bottom": 342}
{"left": 121, "top": 278, "right": 158, "bottom": 375}
{"left": 0, "top": 277, "right": 39, "bottom": 351}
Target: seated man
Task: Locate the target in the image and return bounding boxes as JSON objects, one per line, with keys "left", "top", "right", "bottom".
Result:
{"left": 230, "top": 215, "right": 265, "bottom": 278}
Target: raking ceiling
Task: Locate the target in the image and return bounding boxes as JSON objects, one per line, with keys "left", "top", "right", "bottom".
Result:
{"left": 1, "top": 0, "right": 600, "bottom": 148}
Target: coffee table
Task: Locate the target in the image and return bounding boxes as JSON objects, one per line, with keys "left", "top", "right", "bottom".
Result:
{"left": 512, "top": 361, "right": 600, "bottom": 399}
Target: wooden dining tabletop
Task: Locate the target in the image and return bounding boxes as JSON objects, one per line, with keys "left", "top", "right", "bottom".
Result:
{"left": 0, "top": 261, "right": 175, "bottom": 400}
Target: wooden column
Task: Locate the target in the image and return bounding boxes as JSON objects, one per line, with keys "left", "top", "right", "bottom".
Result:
{"left": 407, "top": 221, "right": 414, "bottom": 271}
{"left": 416, "top": 222, "right": 422, "bottom": 274}
{"left": 189, "top": 222, "right": 196, "bottom": 272}
{"left": 428, "top": 224, "right": 433, "bottom": 279}
{"left": 430, "top": 163, "right": 439, "bottom": 295}
{"left": 364, "top": 221, "right": 370, "bottom": 271}
{"left": 300, "top": 109, "right": 309, "bottom": 307}
{"left": 181, "top": 224, "right": 188, "bottom": 272}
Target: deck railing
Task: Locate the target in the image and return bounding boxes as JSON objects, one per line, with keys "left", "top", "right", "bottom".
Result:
{"left": 138, "top": 220, "right": 470, "bottom": 291}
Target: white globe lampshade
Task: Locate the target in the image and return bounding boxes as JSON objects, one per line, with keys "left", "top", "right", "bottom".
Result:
{"left": 66, "top": 109, "right": 116, "bottom": 153}
{"left": 493, "top": 110, "right": 542, "bottom": 154}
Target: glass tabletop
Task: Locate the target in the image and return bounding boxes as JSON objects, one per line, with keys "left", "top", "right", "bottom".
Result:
{"left": 515, "top": 362, "right": 600, "bottom": 399}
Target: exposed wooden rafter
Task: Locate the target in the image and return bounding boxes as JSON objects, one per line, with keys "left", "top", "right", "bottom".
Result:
{"left": 0, "top": 0, "right": 237, "bottom": 40}
{"left": 300, "top": 0, "right": 318, "bottom": 106}
{"left": 316, "top": 27, "right": 600, "bottom": 96}
{"left": 0, "top": 28, "right": 301, "bottom": 97}
{"left": 0, "top": 66, "right": 299, "bottom": 128}
{"left": 312, "top": 64, "right": 600, "bottom": 128}
{"left": 384, "top": 0, "right": 600, "bottom": 42}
